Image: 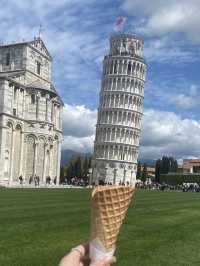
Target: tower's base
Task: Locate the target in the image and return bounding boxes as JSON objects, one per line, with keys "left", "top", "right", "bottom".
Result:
{"left": 92, "top": 159, "right": 137, "bottom": 186}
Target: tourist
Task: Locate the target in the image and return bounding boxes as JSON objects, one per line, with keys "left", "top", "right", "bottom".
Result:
{"left": 37, "top": 176, "right": 40, "bottom": 186}
{"left": 29, "top": 176, "right": 33, "bottom": 185}
{"left": 19, "top": 175, "right": 23, "bottom": 185}
{"left": 59, "top": 243, "right": 116, "bottom": 266}
{"left": 34, "top": 175, "right": 37, "bottom": 187}
{"left": 46, "top": 176, "right": 51, "bottom": 185}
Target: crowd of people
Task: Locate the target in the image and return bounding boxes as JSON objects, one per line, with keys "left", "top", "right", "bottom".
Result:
{"left": 18, "top": 175, "right": 57, "bottom": 186}
{"left": 62, "top": 176, "right": 89, "bottom": 187}
{"left": 136, "top": 180, "right": 200, "bottom": 192}
{"left": 18, "top": 174, "right": 200, "bottom": 192}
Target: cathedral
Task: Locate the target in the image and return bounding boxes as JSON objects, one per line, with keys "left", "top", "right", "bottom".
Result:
{"left": 0, "top": 37, "right": 63, "bottom": 186}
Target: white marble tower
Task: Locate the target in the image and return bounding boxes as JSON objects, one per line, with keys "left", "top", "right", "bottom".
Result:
{"left": 92, "top": 33, "right": 147, "bottom": 185}
{"left": 0, "top": 37, "right": 63, "bottom": 186}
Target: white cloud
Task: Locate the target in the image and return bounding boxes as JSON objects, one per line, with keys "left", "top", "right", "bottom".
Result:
{"left": 62, "top": 135, "right": 94, "bottom": 153}
{"left": 62, "top": 104, "right": 96, "bottom": 152}
{"left": 62, "top": 104, "right": 200, "bottom": 160}
{"left": 168, "top": 85, "right": 200, "bottom": 109}
{"left": 140, "top": 109, "right": 200, "bottom": 159}
{"left": 169, "top": 94, "right": 197, "bottom": 109}
{"left": 62, "top": 104, "right": 97, "bottom": 138}
{"left": 144, "top": 36, "right": 198, "bottom": 63}
{"left": 122, "top": 0, "right": 200, "bottom": 42}
{"left": 0, "top": 0, "right": 110, "bottom": 103}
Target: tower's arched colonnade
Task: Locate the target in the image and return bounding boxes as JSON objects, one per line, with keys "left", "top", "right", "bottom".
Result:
{"left": 92, "top": 33, "right": 147, "bottom": 185}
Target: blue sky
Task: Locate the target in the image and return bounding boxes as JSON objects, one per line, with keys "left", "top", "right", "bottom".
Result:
{"left": 1, "top": 0, "right": 200, "bottom": 160}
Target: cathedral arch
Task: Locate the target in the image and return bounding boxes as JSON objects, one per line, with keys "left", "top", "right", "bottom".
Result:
{"left": 45, "top": 149, "right": 50, "bottom": 177}
{"left": 4, "top": 150, "right": 10, "bottom": 174}
{"left": 51, "top": 135, "right": 59, "bottom": 177}
{"left": 12, "top": 124, "right": 22, "bottom": 180}
{"left": 25, "top": 135, "right": 36, "bottom": 178}
{"left": 4, "top": 121, "right": 13, "bottom": 178}
{"left": 36, "top": 136, "right": 46, "bottom": 178}
{"left": 7, "top": 120, "right": 14, "bottom": 129}
{"left": 15, "top": 123, "right": 23, "bottom": 131}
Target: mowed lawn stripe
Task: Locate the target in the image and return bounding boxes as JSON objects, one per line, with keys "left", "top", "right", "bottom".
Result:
{"left": 118, "top": 190, "right": 200, "bottom": 265}
{"left": 0, "top": 189, "right": 90, "bottom": 266}
{"left": 1, "top": 189, "right": 200, "bottom": 265}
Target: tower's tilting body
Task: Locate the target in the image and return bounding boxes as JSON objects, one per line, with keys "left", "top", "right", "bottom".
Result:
{"left": 92, "top": 33, "right": 147, "bottom": 185}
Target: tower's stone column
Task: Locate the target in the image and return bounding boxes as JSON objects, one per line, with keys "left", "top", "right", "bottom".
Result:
{"left": 92, "top": 33, "right": 147, "bottom": 186}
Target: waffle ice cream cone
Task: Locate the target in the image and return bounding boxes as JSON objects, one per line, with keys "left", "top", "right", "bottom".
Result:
{"left": 89, "top": 185, "right": 135, "bottom": 262}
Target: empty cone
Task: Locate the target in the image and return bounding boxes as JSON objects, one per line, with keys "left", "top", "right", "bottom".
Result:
{"left": 89, "top": 185, "right": 135, "bottom": 262}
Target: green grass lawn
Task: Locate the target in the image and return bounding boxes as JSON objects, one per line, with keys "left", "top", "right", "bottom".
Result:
{"left": 1, "top": 189, "right": 200, "bottom": 266}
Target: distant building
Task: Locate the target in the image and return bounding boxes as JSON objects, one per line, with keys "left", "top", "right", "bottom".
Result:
{"left": 92, "top": 33, "right": 147, "bottom": 185}
{"left": 183, "top": 159, "right": 200, "bottom": 174}
{"left": 0, "top": 37, "right": 63, "bottom": 186}
{"left": 141, "top": 166, "right": 155, "bottom": 178}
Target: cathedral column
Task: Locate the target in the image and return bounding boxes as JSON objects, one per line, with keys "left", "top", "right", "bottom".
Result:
{"left": 10, "top": 128, "right": 15, "bottom": 183}
{"left": 42, "top": 143, "right": 48, "bottom": 183}
{"left": 33, "top": 142, "right": 38, "bottom": 175}
{"left": 56, "top": 140, "right": 61, "bottom": 185}
{"left": 19, "top": 132, "right": 25, "bottom": 178}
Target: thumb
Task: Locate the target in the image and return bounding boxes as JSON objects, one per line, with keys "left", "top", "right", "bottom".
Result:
{"left": 90, "top": 256, "right": 117, "bottom": 266}
{"left": 103, "top": 256, "right": 117, "bottom": 265}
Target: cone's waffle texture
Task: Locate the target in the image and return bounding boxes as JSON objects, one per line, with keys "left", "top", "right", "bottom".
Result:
{"left": 90, "top": 186, "right": 135, "bottom": 251}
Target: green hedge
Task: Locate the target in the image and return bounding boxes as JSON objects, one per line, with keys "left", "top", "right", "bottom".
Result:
{"left": 160, "top": 173, "right": 200, "bottom": 185}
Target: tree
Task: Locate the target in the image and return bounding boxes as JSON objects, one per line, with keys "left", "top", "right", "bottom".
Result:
{"left": 60, "top": 166, "right": 65, "bottom": 183}
{"left": 162, "top": 156, "right": 170, "bottom": 174}
{"left": 62, "top": 154, "right": 93, "bottom": 181}
{"left": 74, "top": 156, "right": 82, "bottom": 178}
{"left": 155, "top": 159, "right": 161, "bottom": 182}
{"left": 88, "top": 156, "right": 92, "bottom": 169}
{"left": 83, "top": 156, "right": 89, "bottom": 178}
{"left": 66, "top": 160, "right": 75, "bottom": 178}
{"left": 136, "top": 161, "right": 142, "bottom": 180}
{"left": 141, "top": 163, "right": 148, "bottom": 182}
{"left": 169, "top": 157, "right": 178, "bottom": 172}
{"left": 155, "top": 156, "right": 178, "bottom": 183}
{"left": 173, "top": 160, "right": 178, "bottom": 172}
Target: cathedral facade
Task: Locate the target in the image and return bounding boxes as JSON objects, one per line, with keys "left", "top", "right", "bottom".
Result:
{"left": 0, "top": 37, "right": 63, "bottom": 186}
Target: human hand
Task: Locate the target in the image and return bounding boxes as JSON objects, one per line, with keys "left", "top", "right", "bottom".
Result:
{"left": 59, "top": 243, "right": 116, "bottom": 266}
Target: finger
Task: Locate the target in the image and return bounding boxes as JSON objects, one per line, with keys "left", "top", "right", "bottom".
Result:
{"left": 72, "top": 243, "right": 89, "bottom": 258}
{"left": 78, "top": 243, "right": 89, "bottom": 256}
{"left": 90, "top": 256, "right": 117, "bottom": 266}
{"left": 83, "top": 243, "right": 89, "bottom": 255}
{"left": 104, "top": 256, "right": 117, "bottom": 265}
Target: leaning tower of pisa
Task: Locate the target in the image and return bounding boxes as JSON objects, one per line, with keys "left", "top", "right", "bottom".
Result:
{"left": 92, "top": 33, "right": 147, "bottom": 186}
